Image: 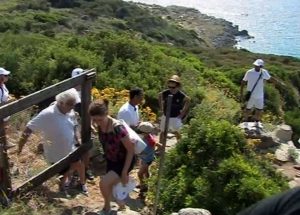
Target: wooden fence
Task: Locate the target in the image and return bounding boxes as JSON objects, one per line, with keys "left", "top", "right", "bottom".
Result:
{"left": 0, "top": 69, "right": 96, "bottom": 201}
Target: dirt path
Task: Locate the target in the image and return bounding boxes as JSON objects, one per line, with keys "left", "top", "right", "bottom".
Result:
{"left": 7, "top": 132, "right": 178, "bottom": 215}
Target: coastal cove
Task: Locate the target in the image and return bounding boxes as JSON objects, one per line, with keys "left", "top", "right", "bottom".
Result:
{"left": 126, "top": 0, "right": 300, "bottom": 58}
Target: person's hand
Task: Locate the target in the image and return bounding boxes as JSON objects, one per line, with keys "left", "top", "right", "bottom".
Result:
{"left": 121, "top": 171, "right": 129, "bottom": 186}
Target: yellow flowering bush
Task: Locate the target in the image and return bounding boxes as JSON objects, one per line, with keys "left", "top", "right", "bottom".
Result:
{"left": 91, "top": 87, "right": 157, "bottom": 122}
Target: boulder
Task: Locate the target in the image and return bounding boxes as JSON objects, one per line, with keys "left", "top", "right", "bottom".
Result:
{"left": 274, "top": 124, "right": 293, "bottom": 143}
{"left": 257, "top": 132, "right": 280, "bottom": 149}
{"left": 178, "top": 208, "right": 211, "bottom": 215}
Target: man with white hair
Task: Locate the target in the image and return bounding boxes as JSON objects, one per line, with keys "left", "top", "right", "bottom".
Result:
{"left": 17, "top": 89, "right": 88, "bottom": 194}
{"left": 240, "top": 59, "right": 284, "bottom": 123}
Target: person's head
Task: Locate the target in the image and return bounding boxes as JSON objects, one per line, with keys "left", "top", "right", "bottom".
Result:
{"left": 55, "top": 89, "right": 78, "bottom": 114}
{"left": 167, "top": 75, "right": 181, "bottom": 94}
{"left": 0, "top": 67, "right": 10, "bottom": 84}
{"left": 253, "top": 59, "right": 264, "bottom": 71}
{"left": 129, "top": 88, "right": 144, "bottom": 105}
{"left": 88, "top": 99, "right": 109, "bottom": 126}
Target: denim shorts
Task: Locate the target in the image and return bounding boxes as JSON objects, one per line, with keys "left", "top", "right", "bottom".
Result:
{"left": 139, "top": 145, "right": 155, "bottom": 165}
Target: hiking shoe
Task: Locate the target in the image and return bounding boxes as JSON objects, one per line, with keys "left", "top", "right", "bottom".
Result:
{"left": 85, "top": 169, "right": 94, "bottom": 180}
{"left": 80, "top": 184, "right": 88, "bottom": 195}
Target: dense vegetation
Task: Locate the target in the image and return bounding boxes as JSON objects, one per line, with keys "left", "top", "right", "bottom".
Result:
{"left": 0, "top": 0, "right": 299, "bottom": 214}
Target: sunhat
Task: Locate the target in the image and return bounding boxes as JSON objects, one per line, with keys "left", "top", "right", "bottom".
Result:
{"left": 253, "top": 59, "right": 264, "bottom": 67}
{"left": 168, "top": 75, "right": 181, "bottom": 84}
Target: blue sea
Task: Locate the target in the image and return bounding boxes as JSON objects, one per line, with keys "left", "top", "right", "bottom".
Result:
{"left": 126, "top": 0, "right": 300, "bottom": 58}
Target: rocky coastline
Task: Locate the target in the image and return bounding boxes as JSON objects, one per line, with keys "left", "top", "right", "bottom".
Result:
{"left": 135, "top": 3, "right": 252, "bottom": 48}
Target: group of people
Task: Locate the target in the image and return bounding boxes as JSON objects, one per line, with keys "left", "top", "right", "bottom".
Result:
{"left": 0, "top": 59, "right": 287, "bottom": 214}
{"left": 6, "top": 64, "right": 189, "bottom": 214}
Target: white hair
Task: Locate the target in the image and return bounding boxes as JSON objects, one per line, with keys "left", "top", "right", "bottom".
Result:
{"left": 55, "top": 89, "right": 78, "bottom": 104}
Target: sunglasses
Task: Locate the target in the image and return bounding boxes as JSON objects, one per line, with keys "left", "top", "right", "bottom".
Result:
{"left": 168, "top": 86, "right": 177, "bottom": 89}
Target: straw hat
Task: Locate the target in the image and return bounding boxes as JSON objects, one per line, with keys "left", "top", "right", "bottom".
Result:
{"left": 168, "top": 75, "right": 181, "bottom": 84}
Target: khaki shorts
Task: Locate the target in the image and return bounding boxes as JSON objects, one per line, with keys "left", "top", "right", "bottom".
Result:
{"left": 246, "top": 97, "right": 264, "bottom": 110}
{"left": 160, "top": 115, "right": 183, "bottom": 132}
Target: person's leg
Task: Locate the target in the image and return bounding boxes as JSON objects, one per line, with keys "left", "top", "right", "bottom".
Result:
{"left": 70, "top": 161, "right": 85, "bottom": 184}
{"left": 82, "top": 151, "right": 94, "bottom": 180}
{"left": 254, "top": 109, "right": 263, "bottom": 122}
{"left": 138, "top": 163, "right": 148, "bottom": 186}
{"left": 100, "top": 171, "right": 120, "bottom": 212}
{"left": 173, "top": 118, "right": 183, "bottom": 141}
{"left": 243, "top": 98, "right": 255, "bottom": 121}
{"left": 253, "top": 98, "right": 264, "bottom": 122}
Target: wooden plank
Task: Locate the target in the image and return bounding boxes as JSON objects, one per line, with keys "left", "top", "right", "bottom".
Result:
{"left": 13, "top": 141, "right": 93, "bottom": 196}
{"left": 0, "top": 69, "right": 96, "bottom": 119}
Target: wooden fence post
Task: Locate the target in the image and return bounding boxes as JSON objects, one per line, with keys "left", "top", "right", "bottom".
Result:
{"left": 0, "top": 119, "right": 12, "bottom": 204}
{"left": 153, "top": 95, "right": 173, "bottom": 215}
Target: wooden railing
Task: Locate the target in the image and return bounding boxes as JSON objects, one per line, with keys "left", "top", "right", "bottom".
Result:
{"left": 0, "top": 69, "right": 96, "bottom": 200}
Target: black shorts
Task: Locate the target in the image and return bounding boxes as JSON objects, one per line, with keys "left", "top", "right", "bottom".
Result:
{"left": 106, "top": 156, "right": 136, "bottom": 177}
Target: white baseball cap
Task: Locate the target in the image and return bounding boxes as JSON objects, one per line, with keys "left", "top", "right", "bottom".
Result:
{"left": 0, "top": 67, "right": 10, "bottom": 75}
{"left": 71, "top": 68, "right": 84, "bottom": 77}
{"left": 253, "top": 59, "right": 264, "bottom": 67}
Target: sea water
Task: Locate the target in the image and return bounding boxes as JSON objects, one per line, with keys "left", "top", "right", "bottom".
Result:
{"left": 126, "top": 0, "right": 300, "bottom": 58}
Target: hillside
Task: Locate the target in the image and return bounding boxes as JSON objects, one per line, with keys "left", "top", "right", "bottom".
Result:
{"left": 1, "top": 0, "right": 300, "bottom": 214}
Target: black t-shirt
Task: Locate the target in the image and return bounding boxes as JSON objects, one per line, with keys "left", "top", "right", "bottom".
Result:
{"left": 162, "top": 89, "right": 186, "bottom": 117}
{"left": 237, "top": 188, "right": 300, "bottom": 215}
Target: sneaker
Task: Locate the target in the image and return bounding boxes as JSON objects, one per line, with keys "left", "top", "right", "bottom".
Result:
{"left": 85, "top": 169, "right": 94, "bottom": 180}
{"left": 59, "top": 184, "right": 71, "bottom": 198}
{"left": 80, "top": 184, "right": 88, "bottom": 195}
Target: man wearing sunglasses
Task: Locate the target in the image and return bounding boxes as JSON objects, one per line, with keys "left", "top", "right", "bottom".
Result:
{"left": 158, "top": 75, "right": 190, "bottom": 142}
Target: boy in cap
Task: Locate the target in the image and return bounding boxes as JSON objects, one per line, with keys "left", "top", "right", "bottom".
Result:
{"left": 137, "top": 122, "right": 162, "bottom": 194}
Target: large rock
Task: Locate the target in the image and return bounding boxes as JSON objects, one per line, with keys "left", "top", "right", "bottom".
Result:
{"left": 177, "top": 208, "right": 211, "bottom": 215}
{"left": 274, "top": 124, "right": 293, "bottom": 143}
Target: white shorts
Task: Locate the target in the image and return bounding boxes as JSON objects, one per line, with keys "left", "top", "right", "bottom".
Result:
{"left": 246, "top": 97, "right": 264, "bottom": 110}
{"left": 160, "top": 115, "right": 183, "bottom": 132}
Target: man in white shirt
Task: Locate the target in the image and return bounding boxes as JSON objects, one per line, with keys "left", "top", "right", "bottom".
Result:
{"left": 0, "top": 67, "right": 16, "bottom": 149}
{"left": 17, "top": 89, "right": 88, "bottom": 194}
{"left": 117, "top": 88, "right": 144, "bottom": 129}
{"left": 240, "top": 59, "right": 283, "bottom": 122}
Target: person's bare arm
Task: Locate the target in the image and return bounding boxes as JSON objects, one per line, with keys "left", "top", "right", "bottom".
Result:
{"left": 178, "top": 96, "right": 191, "bottom": 119}
{"left": 268, "top": 76, "right": 286, "bottom": 87}
{"left": 17, "top": 127, "right": 33, "bottom": 154}
{"left": 121, "top": 135, "right": 135, "bottom": 185}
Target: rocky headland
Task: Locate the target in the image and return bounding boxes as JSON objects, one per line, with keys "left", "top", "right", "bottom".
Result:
{"left": 135, "top": 3, "right": 251, "bottom": 48}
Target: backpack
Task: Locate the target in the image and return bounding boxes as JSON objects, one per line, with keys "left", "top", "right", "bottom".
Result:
{"left": 112, "top": 119, "right": 147, "bottom": 154}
